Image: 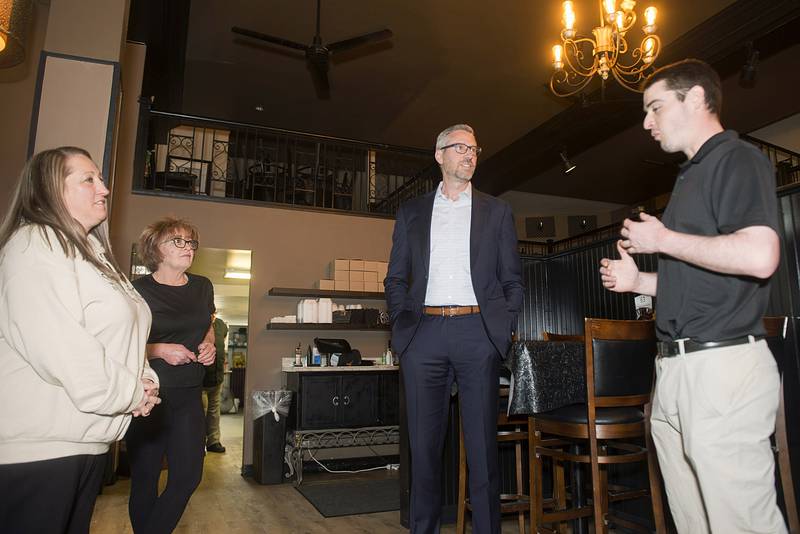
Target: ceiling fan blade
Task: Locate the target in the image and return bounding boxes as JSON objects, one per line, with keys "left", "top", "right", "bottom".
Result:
{"left": 327, "top": 29, "right": 393, "bottom": 55}
{"left": 231, "top": 26, "right": 308, "bottom": 52}
{"left": 308, "top": 61, "right": 331, "bottom": 99}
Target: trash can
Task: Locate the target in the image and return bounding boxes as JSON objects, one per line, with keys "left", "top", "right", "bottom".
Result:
{"left": 251, "top": 390, "right": 293, "bottom": 485}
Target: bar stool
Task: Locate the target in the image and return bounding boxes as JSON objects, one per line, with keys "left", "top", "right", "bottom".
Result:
{"left": 530, "top": 318, "right": 666, "bottom": 534}
{"left": 456, "top": 387, "right": 530, "bottom": 534}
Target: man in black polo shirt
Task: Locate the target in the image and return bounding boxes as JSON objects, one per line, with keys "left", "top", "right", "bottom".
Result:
{"left": 599, "top": 59, "right": 785, "bottom": 533}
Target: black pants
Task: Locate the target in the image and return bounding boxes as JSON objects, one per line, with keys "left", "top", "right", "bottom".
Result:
{"left": 0, "top": 453, "right": 107, "bottom": 534}
{"left": 126, "top": 385, "right": 205, "bottom": 534}
{"left": 401, "top": 313, "right": 501, "bottom": 534}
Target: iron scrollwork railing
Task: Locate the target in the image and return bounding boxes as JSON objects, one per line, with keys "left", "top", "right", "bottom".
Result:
{"left": 284, "top": 426, "right": 400, "bottom": 485}
{"left": 133, "top": 103, "right": 434, "bottom": 217}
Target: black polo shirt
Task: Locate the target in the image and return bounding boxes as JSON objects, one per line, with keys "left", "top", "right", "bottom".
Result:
{"left": 655, "top": 130, "right": 779, "bottom": 342}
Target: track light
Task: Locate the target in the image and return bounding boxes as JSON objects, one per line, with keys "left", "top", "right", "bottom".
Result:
{"left": 560, "top": 150, "right": 577, "bottom": 174}
{"left": 739, "top": 41, "right": 759, "bottom": 88}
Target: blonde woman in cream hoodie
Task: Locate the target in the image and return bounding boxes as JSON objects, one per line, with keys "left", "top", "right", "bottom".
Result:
{"left": 0, "top": 147, "right": 160, "bottom": 533}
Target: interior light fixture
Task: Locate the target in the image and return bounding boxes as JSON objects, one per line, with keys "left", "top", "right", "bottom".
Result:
{"left": 224, "top": 270, "right": 251, "bottom": 280}
{"left": 739, "top": 41, "right": 759, "bottom": 88}
{"left": 550, "top": 0, "right": 660, "bottom": 96}
{"left": 0, "top": 0, "right": 33, "bottom": 68}
{"left": 560, "top": 150, "right": 577, "bottom": 174}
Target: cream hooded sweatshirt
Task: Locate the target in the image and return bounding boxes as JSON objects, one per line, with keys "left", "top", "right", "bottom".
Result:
{"left": 0, "top": 225, "right": 157, "bottom": 464}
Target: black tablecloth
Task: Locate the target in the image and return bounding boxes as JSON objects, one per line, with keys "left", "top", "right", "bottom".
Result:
{"left": 507, "top": 340, "right": 585, "bottom": 415}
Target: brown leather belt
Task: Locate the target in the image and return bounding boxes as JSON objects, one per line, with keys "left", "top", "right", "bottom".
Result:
{"left": 423, "top": 305, "right": 481, "bottom": 317}
{"left": 657, "top": 335, "right": 763, "bottom": 357}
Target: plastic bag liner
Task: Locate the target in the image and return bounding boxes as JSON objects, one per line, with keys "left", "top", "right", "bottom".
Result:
{"left": 251, "top": 390, "right": 293, "bottom": 422}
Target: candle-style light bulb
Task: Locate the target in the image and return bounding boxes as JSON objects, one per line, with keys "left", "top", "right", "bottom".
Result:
{"left": 642, "top": 36, "right": 655, "bottom": 63}
{"left": 616, "top": 11, "right": 624, "bottom": 30}
{"left": 562, "top": 1, "right": 575, "bottom": 30}
{"left": 553, "top": 44, "right": 563, "bottom": 63}
{"left": 604, "top": 0, "right": 616, "bottom": 15}
{"left": 645, "top": 6, "right": 657, "bottom": 26}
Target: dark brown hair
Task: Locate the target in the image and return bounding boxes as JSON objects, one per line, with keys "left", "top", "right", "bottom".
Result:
{"left": 643, "top": 58, "right": 722, "bottom": 116}
{"left": 0, "top": 147, "right": 126, "bottom": 285}
{"left": 137, "top": 217, "right": 199, "bottom": 272}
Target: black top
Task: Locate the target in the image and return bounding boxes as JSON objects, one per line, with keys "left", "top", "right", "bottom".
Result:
{"left": 656, "top": 130, "right": 779, "bottom": 342}
{"left": 133, "top": 273, "right": 215, "bottom": 387}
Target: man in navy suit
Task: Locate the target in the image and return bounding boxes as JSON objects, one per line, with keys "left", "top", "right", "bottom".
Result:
{"left": 385, "top": 124, "right": 524, "bottom": 534}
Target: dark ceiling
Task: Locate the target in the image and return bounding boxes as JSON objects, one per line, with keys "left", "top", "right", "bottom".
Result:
{"left": 130, "top": 0, "right": 800, "bottom": 205}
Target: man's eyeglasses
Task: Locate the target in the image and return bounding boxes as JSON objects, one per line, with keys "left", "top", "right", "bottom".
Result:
{"left": 439, "top": 143, "right": 482, "bottom": 156}
{"left": 163, "top": 237, "right": 199, "bottom": 250}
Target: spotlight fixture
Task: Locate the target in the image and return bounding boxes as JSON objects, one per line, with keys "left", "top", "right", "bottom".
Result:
{"left": 739, "top": 41, "right": 759, "bottom": 88}
{"left": 560, "top": 150, "right": 577, "bottom": 174}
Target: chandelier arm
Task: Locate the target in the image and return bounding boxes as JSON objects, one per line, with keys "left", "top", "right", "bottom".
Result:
{"left": 607, "top": 31, "right": 627, "bottom": 71}
{"left": 618, "top": 11, "right": 637, "bottom": 34}
{"left": 551, "top": 70, "right": 595, "bottom": 97}
{"left": 563, "top": 38, "right": 600, "bottom": 76}
{"left": 609, "top": 66, "right": 647, "bottom": 92}
{"left": 614, "top": 35, "right": 661, "bottom": 74}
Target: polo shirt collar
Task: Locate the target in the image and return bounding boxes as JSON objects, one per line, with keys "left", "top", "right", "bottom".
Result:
{"left": 680, "top": 130, "right": 738, "bottom": 170}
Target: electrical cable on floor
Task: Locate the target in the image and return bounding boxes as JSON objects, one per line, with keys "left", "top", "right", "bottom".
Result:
{"left": 306, "top": 448, "right": 394, "bottom": 474}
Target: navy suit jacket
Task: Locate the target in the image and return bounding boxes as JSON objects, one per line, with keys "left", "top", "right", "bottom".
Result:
{"left": 384, "top": 187, "right": 524, "bottom": 357}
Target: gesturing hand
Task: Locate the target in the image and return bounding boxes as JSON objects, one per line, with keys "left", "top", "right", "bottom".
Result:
{"left": 159, "top": 344, "right": 197, "bottom": 366}
{"left": 620, "top": 211, "right": 666, "bottom": 255}
{"left": 197, "top": 342, "right": 216, "bottom": 367}
{"left": 599, "top": 240, "right": 641, "bottom": 293}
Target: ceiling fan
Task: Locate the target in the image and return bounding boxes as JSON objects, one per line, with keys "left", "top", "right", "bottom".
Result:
{"left": 231, "top": 0, "right": 393, "bottom": 99}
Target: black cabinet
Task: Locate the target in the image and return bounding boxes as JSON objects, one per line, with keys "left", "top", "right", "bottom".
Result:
{"left": 287, "top": 371, "right": 398, "bottom": 430}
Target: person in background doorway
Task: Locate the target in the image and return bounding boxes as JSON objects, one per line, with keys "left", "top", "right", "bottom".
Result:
{"left": 0, "top": 147, "right": 159, "bottom": 533}
{"left": 127, "top": 217, "right": 216, "bottom": 534}
{"left": 203, "top": 314, "right": 228, "bottom": 453}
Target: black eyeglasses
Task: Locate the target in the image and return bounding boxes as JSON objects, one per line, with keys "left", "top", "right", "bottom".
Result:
{"left": 438, "top": 143, "right": 482, "bottom": 156}
{"left": 163, "top": 237, "right": 199, "bottom": 250}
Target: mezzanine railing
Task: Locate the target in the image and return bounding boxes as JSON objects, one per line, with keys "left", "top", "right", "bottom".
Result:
{"left": 132, "top": 101, "right": 439, "bottom": 217}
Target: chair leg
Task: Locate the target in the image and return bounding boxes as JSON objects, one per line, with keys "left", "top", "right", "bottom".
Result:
{"left": 590, "top": 435, "right": 607, "bottom": 534}
{"left": 456, "top": 423, "right": 467, "bottom": 534}
{"left": 776, "top": 379, "right": 800, "bottom": 534}
{"left": 554, "top": 459, "right": 568, "bottom": 534}
{"left": 514, "top": 437, "right": 525, "bottom": 534}
{"left": 529, "top": 418, "right": 544, "bottom": 533}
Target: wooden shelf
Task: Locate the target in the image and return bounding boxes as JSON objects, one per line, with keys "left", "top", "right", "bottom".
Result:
{"left": 268, "top": 287, "right": 386, "bottom": 300}
{"left": 266, "top": 323, "right": 391, "bottom": 331}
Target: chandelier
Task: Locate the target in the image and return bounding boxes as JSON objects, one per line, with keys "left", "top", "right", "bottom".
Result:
{"left": 550, "top": 0, "right": 660, "bottom": 97}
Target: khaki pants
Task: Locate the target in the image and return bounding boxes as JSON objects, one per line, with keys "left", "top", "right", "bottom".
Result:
{"left": 650, "top": 338, "right": 787, "bottom": 533}
{"left": 201, "top": 383, "right": 223, "bottom": 446}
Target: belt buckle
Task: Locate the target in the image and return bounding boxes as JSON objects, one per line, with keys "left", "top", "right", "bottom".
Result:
{"left": 445, "top": 306, "right": 456, "bottom": 318}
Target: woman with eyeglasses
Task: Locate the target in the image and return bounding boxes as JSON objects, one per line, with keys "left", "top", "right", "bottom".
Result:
{"left": 0, "top": 147, "right": 160, "bottom": 533}
{"left": 126, "top": 217, "right": 216, "bottom": 533}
